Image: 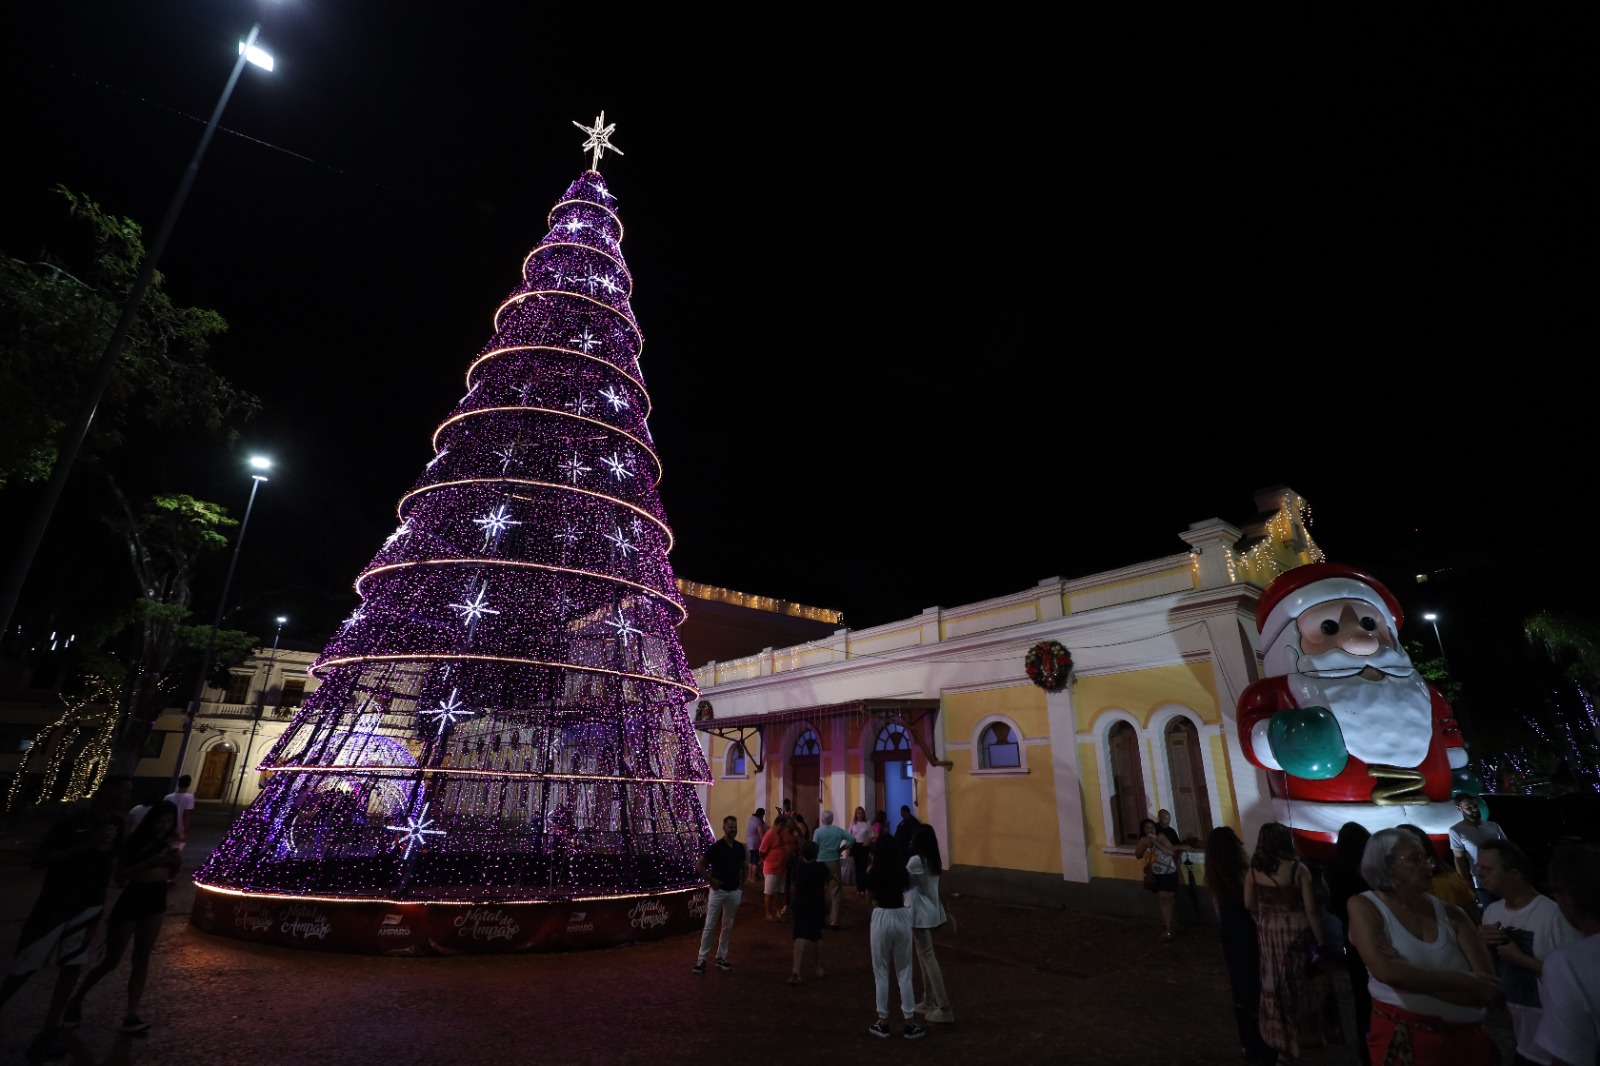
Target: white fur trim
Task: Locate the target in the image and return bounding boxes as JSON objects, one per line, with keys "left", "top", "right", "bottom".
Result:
{"left": 1250, "top": 718, "right": 1283, "bottom": 770}
{"left": 1273, "top": 798, "right": 1458, "bottom": 838}
{"left": 1260, "top": 576, "right": 1399, "bottom": 651}
{"left": 1448, "top": 748, "right": 1469, "bottom": 769}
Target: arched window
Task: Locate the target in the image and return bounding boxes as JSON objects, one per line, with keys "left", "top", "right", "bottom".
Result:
{"left": 1163, "top": 717, "right": 1213, "bottom": 839}
{"left": 724, "top": 742, "right": 747, "bottom": 777}
{"left": 1107, "top": 721, "right": 1149, "bottom": 845}
{"left": 793, "top": 729, "right": 820, "bottom": 757}
{"left": 873, "top": 723, "right": 911, "bottom": 756}
{"left": 979, "top": 722, "right": 1021, "bottom": 769}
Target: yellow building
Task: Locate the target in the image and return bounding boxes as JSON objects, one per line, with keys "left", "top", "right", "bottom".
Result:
{"left": 690, "top": 489, "right": 1323, "bottom": 915}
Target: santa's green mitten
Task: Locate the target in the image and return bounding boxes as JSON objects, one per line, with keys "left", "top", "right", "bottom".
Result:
{"left": 1268, "top": 706, "right": 1349, "bottom": 780}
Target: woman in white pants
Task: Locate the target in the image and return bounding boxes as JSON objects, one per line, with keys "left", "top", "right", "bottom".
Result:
{"left": 908, "top": 824, "right": 952, "bottom": 1023}
{"left": 867, "top": 834, "right": 924, "bottom": 1040}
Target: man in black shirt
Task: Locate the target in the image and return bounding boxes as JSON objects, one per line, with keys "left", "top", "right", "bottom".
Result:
{"left": 893, "top": 805, "right": 921, "bottom": 853}
{"left": 692, "top": 815, "right": 746, "bottom": 974}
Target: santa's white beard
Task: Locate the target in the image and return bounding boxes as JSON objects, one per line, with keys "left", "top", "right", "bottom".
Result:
{"left": 1288, "top": 649, "right": 1435, "bottom": 768}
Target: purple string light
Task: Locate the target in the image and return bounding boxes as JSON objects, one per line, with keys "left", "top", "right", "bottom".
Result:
{"left": 194, "top": 171, "right": 714, "bottom": 903}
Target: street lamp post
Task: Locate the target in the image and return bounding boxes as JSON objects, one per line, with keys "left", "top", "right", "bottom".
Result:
{"left": 0, "top": 26, "right": 275, "bottom": 642}
{"left": 231, "top": 615, "right": 286, "bottom": 815}
{"left": 1422, "top": 612, "right": 1447, "bottom": 664}
{"left": 168, "top": 455, "right": 272, "bottom": 794}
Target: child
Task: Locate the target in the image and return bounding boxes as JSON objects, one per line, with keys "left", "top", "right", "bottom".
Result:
{"left": 790, "top": 840, "right": 833, "bottom": 984}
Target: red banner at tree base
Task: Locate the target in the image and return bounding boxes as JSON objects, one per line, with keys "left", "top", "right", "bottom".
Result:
{"left": 189, "top": 883, "right": 709, "bottom": 955}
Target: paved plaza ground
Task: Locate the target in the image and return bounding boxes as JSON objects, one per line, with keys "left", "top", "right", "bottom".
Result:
{"left": 1, "top": 810, "right": 1516, "bottom": 1065}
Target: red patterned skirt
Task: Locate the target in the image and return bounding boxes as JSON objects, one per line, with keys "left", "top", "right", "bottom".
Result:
{"left": 1367, "top": 1001, "right": 1497, "bottom": 1066}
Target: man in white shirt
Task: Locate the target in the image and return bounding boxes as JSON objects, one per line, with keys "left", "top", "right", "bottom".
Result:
{"left": 1537, "top": 842, "right": 1600, "bottom": 1066}
{"left": 164, "top": 774, "right": 196, "bottom": 845}
{"left": 1449, "top": 792, "right": 1508, "bottom": 907}
{"left": 1477, "top": 840, "right": 1579, "bottom": 1065}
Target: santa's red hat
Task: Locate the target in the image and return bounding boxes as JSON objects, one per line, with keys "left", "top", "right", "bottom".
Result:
{"left": 1256, "top": 562, "right": 1405, "bottom": 652}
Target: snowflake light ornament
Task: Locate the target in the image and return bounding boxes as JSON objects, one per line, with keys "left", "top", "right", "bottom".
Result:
{"left": 387, "top": 802, "right": 445, "bottom": 859}
{"left": 382, "top": 523, "right": 411, "bottom": 550}
{"left": 426, "top": 448, "right": 449, "bottom": 471}
{"left": 567, "top": 393, "right": 595, "bottom": 417}
{"left": 605, "top": 525, "right": 637, "bottom": 556}
{"left": 448, "top": 581, "right": 501, "bottom": 631}
{"left": 492, "top": 443, "right": 520, "bottom": 475}
{"left": 560, "top": 452, "right": 592, "bottom": 484}
{"left": 554, "top": 519, "right": 582, "bottom": 544}
{"left": 473, "top": 503, "right": 523, "bottom": 548}
{"left": 599, "top": 386, "right": 630, "bottom": 412}
{"left": 570, "top": 328, "right": 601, "bottom": 353}
{"left": 420, "top": 688, "right": 474, "bottom": 735}
{"left": 601, "top": 451, "right": 634, "bottom": 480}
{"left": 603, "top": 608, "right": 643, "bottom": 647}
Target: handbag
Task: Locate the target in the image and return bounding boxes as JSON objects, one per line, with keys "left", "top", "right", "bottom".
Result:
{"left": 1141, "top": 850, "right": 1157, "bottom": 889}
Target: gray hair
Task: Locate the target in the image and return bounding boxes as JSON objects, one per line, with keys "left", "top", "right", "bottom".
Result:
{"left": 1360, "top": 828, "right": 1412, "bottom": 892}
{"left": 820, "top": 810, "right": 834, "bottom": 825}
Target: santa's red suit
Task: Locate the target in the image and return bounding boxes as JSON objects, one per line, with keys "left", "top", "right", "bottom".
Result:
{"left": 1237, "top": 564, "right": 1468, "bottom": 859}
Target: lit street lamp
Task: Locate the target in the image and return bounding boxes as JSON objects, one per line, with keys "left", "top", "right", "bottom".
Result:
{"left": 1422, "top": 612, "right": 1447, "bottom": 663}
{"left": 0, "top": 25, "right": 275, "bottom": 641}
{"left": 169, "top": 455, "right": 272, "bottom": 793}
{"left": 231, "top": 615, "right": 286, "bottom": 814}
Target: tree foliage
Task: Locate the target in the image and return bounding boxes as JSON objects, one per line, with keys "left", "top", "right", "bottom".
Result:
{"left": 1525, "top": 611, "right": 1600, "bottom": 690}
{"left": 100, "top": 487, "right": 259, "bottom": 766}
{"left": 0, "top": 185, "right": 258, "bottom": 487}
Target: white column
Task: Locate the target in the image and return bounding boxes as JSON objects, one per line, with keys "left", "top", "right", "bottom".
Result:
{"left": 1204, "top": 616, "right": 1272, "bottom": 843}
{"left": 925, "top": 711, "right": 950, "bottom": 850}
{"left": 1045, "top": 686, "right": 1090, "bottom": 882}
{"left": 828, "top": 718, "right": 848, "bottom": 821}
{"left": 694, "top": 702, "right": 712, "bottom": 810}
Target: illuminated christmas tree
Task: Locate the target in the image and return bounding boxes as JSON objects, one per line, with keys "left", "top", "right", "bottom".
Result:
{"left": 193, "top": 119, "right": 714, "bottom": 951}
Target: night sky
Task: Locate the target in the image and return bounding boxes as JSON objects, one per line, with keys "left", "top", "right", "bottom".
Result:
{"left": 1, "top": 4, "right": 1592, "bottom": 698}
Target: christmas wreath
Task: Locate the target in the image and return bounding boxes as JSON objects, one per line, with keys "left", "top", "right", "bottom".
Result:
{"left": 1024, "top": 640, "right": 1073, "bottom": 692}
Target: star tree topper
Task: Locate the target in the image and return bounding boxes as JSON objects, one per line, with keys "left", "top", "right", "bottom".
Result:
{"left": 573, "top": 111, "right": 624, "bottom": 171}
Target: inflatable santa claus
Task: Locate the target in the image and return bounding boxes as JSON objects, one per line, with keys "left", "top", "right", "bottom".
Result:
{"left": 1237, "top": 563, "right": 1483, "bottom": 858}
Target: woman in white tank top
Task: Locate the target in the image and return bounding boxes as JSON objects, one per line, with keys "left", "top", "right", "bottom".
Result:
{"left": 1347, "top": 828, "right": 1500, "bottom": 1065}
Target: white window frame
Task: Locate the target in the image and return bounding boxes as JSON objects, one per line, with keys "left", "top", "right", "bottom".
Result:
{"left": 969, "top": 713, "right": 1029, "bottom": 776}
{"left": 1092, "top": 709, "right": 1156, "bottom": 854}
{"left": 722, "top": 739, "right": 749, "bottom": 780}
{"left": 1146, "top": 704, "right": 1223, "bottom": 840}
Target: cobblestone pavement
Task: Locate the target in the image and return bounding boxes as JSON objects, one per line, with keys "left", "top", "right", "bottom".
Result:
{"left": 1, "top": 811, "right": 1514, "bottom": 1065}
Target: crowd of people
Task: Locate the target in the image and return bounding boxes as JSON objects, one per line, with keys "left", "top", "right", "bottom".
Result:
{"left": 694, "top": 798, "right": 952, "bottom": 1039}
{"left": 1189, "top": 792, "right": 1600, "bottom": 1066}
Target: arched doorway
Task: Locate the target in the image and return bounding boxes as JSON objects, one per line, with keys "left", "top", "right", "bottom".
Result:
{"left": 1164, "top": 717, "right": 1213, "bottom": 840}
{"left": 1107, "top": 721, "right": 1147, "bottom": 845}
{"left": 196, "top": 741, "right": 238, "bottom": 801}
{"left": 790, "top": 728, "right": 821, "bottom": 826}
{"left": 872, "top": 723, "right": 915, "bottom": 833}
